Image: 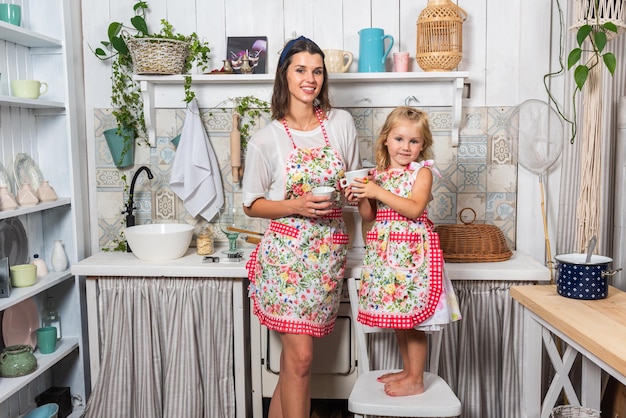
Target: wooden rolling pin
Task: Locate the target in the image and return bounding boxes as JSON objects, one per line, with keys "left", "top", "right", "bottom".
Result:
{"left": 226, "top": 226, "right": 265, "bottom": 236}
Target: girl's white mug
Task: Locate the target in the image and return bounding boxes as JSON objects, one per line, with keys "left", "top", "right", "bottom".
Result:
{"left": 340, "top": 168, "right": 370, "bottom": 188}
{"left": 11, "top": 80, "right": 48, "bottom": 99}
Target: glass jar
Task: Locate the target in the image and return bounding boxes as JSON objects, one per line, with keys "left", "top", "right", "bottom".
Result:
{"left": 196, "top": 226, "right": 215, "bottom": 255}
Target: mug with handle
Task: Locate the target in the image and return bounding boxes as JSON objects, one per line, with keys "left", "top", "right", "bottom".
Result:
{"left": 11, "top": 80, "right": 48, "bottom": 99}
{"left": 323, "top": 49, "right": 353, "bottom": 73}
{"left": 340, "top": 168, "right": 370, "bottom": 188}
{"left": 0, "top": 4, "right": 21, "bottom": 26}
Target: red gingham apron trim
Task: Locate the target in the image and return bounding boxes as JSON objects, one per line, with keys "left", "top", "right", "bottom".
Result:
{"left": 376, "top": 209, "right": 410, "bottom": 222}
{"left": 389, "top": 232, "right": 422, "bottom": 243}
{"left": 322, "top": 208, "right": 343, "bottom": 219}
{"left": 269, "top": 221, "right": 300, "bottom": 238}
{"left": 251, "top": 297, "right": 335, "bottom": 337}
{"left": 246, "top": 245, "right": 260, "bottom": 282}
{"left": 332, "top": 233, "right": 349, "bottom": 245}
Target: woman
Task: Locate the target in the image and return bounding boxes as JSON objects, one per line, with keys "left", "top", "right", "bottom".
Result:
{"left": 242, "top": 36, "right": 361, "bottom": 418}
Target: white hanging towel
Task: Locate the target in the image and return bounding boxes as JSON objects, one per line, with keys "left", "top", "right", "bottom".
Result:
{"left": 169, "top": 98, "right": 224, "bottom": 221}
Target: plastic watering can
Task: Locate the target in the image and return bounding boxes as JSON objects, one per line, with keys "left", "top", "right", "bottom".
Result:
{"left": 358, "top": 28, "right": 394, "bottom": 72}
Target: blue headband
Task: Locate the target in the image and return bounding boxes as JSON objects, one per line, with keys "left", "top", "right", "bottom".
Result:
{"left": 278, "top": 36, "right": 315, "bottom": 67}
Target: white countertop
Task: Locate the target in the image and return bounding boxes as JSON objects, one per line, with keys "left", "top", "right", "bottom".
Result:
{"left": 72, "top": 247, "right": 550, "bottom": 282}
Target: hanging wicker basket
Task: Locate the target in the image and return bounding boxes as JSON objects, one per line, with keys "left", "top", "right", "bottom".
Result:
{"left": 434, "top": 208, "right": 512, "bottom": 263}
{"left": 416, "top": 0, "right": 468, "bottom": 72}
{"left": 550, "top": 405, "right": 600, "bottom": 418}
{"left": 571, "top": 0, "right": 626, "bottom": 40}
{"left": 125, "top": 36, "right": 190, "bottom": 75}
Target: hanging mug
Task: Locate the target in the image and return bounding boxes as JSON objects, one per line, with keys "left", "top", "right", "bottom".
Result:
{"left": 358, "top": 28, "right": 394, "bottom": 72}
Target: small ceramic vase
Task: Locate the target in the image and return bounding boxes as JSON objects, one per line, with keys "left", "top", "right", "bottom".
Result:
{"left": 0, "top": 186, "right": 18, "bottom": 210}
{"left": 32, "top": 254, "right": 48, "bottom": 278}
{"left": 37, "top": 180, "right": 58, "bottom": 202}
{"left": 51, "top": 240, "right": 68, "bottom": 272}
{"left": 0, "top": 345, "right": 37, "bottom": 378}
{"left": 17, "top": 183, "right": 39, "bottom": 206}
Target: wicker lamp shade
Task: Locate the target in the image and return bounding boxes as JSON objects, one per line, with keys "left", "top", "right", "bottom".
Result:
{"left": 416, "top": 0, "right": 467, "bottom": 72}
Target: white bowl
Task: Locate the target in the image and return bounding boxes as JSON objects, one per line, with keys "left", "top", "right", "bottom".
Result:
{"left": 125, "top": 224, "right": 194, "bottom": 261}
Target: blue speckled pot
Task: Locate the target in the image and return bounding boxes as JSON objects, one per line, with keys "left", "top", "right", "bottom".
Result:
{"left": 555, "top": 253, "right": 614, "bottom": 300}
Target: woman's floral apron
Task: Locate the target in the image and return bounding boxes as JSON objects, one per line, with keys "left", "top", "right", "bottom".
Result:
{"left": 357, "top": 161, "right": 445, "bottom": 329}
{"left": 247, "top": 108, "right": 349, "bottom": 337}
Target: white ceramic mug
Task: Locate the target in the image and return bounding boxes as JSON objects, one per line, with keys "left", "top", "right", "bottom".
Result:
{"left": 311, "top": 186, "right": 335, "bottom": 199}
{"left": 11, "top": 80, "right": 48, "bottom": 99}
{"left": 323, "top": 49, "right": 353, "bottom": 73}
{"left": 340, "top": 168, "right": 370, "bottom": 188}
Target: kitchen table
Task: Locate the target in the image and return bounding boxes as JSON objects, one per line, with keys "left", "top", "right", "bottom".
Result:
{"left": 510, "top": 284, "right": 626, "bottom": 418}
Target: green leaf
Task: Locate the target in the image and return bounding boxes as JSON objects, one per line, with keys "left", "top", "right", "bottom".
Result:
{"left": 603, "top": 53, "right": 617, "bottom": 75}
{"left": 603, "top": 21, "right": 618, "bottom": 34}
{"left": 94, "top": 48, "right": 106, "bottom": 57}
{"left": 111, "top": 37, "right": 128, "bottom": 55}
{"left": 567, "top": 48, "right": 582, "bottom": 70}
{"left": 130, "top": 16, "right": 149, "bottom": 35}
{"left": 107, "top": 22, "right": 123, "bottom": 40}
{"left": 574, "top": 65, "right": 589, "bottom": 90}
{"left": 576, "top": 25, "right": 592, "bottom": 46}
{"left": 594, "top": 31, "right": 607, "bottom": 53}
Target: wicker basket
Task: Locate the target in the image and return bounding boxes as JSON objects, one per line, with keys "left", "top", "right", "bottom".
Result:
{"left": 434, "top": 208, "right": 512, "bottom": 263}
{"left": 416, "top": 0, "right": 468, "bottom": 72}
{"left": 125, "top": 37, "right": 190, "bottom": 75}
{"left": 550, "top": 406, "right": 600, "bottom": 418}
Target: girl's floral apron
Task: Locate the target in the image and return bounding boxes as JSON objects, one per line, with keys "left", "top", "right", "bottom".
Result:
{"left": 358, "top": 161, "right": 446, "bottom": 329}
{"left": 247, "top": 109, "right": 349, "bottom": 337}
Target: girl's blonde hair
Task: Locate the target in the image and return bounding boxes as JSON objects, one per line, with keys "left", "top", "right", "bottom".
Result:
{"left": 374, "top": 106, "right": 434, "bottom": 170}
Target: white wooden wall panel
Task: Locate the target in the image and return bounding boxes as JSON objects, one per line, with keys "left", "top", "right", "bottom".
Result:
{"left": 80, "top": 0, "right": 561, "bottom": 256}
{"left": 460, "top": 0, "right": 486, "bottom": 106}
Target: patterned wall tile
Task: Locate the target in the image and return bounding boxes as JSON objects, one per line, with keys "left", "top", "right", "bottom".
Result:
{"left": 456, "top": 194, "right": 486, "bottom": 221}
{"left": 98, "top": 217, "right": 125, "bottom": 250}
{"left": 428, "top": 108, "right": 452, "bottom": 132}
{"left": 429, "top": 192, "right": 456, "bottom": 224}
{"left": 490, "top": 133, "right": 513, "bottom": 165}
{"left": 460, "top": 107, "right": 487, "bottom": 136}
{"left": 458, "top": 135, "right": 487, "bottom": 164}
{"left": 433, "top": 162, "right": 457, "bottom": 194}
{"left": 487, "top": 106, "right": 514, "bottom": 136}
{"left": 457, "top": 163, "right": 487, "bottom": 193}
{"left": 487, "top": 164, "right": 517, "bottom": 193}
{"left": 95, "top": 168, "right": 126, "bottom": 189}
{"left": 154, "top": 188, "right": 176, "bottom": 221}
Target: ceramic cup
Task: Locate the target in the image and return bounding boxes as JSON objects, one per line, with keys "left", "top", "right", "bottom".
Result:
{"left": 393, "top": 52, "right": 410, "bottom": 72}
{"left": 0, "top": 4, "right": 21, "bottom": 26}
{"left": 36, "top": 326, "right": 57, "bottom": 354}
{"left": 311, "top": 186, "right": 335, "bottom": 199}
{"left": 11, "top": 80, "right": 48, "bottom": 99}
{"left": 340, "top": 168, "right": 370, "bottom": 188}
{"left": 323, "top": 49, "right": 353, "bottom": 73}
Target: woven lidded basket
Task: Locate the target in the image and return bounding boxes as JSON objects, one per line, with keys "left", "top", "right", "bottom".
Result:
{"left": 550, "top": 406, "right": 600, "bottom": 418}
{"left": 434, "top": 208, "right": 512, "bottom": 263}
{"left": 125, "top": 37, "right": 190, "bottom": 75}
{"left": 416, "top": 0, "right": 467, "bottom": 71}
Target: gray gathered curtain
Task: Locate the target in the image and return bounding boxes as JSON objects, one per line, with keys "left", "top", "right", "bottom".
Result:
{"left": 83, "top": 277, "right": 235, "bottom": 418}
{"left": 369, "top": 280, "right": 532, "bottom": 418}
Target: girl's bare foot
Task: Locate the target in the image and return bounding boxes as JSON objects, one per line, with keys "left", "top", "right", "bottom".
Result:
{"left": 377, "top": 370, "right": 407, "bottom": 383}
{"left": 384, "top": 377, "right": 425, "bottom": 397}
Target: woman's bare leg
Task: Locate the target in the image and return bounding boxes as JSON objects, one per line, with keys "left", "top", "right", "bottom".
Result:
{"left": 268, "top": 333, "right": 314, "bottom": 418}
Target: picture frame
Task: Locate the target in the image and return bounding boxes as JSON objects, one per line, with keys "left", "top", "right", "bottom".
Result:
{"left": 226, "top": 36, "right": 268, "bottom": 74}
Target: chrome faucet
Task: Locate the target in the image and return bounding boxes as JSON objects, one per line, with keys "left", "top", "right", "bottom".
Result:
{"left": 123, "top": 166, "right": 154, "bottom": 229}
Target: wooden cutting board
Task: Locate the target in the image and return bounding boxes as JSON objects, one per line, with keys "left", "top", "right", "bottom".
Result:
{"left": 511, "top": 285, "right": 626, "bottom": 379}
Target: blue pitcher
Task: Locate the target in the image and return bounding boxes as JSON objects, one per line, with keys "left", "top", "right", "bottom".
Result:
{"left": 358, "top": 28, "right": 394, "bottom": 72}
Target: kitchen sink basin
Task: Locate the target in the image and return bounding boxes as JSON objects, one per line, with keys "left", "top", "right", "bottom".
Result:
{"left": 125, "top": 223, "right": 194, "bottom": 261}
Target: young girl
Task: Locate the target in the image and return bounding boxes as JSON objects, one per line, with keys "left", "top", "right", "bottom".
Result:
{"left": 347, "top": 106, "right": 461, "bottom": 397}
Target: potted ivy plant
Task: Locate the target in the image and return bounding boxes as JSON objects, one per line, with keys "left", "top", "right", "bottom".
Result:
{"left": 545, "top": 0, "right": 620, "bottom": 144}
{"left": 92, "top": 1, "right": 211, "bottom": 167}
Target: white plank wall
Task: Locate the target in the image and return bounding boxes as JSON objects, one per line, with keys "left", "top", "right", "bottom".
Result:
{"left": 80, "top": 0, "right": 560, "bottom": 260}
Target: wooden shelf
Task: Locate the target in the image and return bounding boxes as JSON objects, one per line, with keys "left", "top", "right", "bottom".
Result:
{"left": 0, "top": 198, "right": 71, "bottom": 221}
{"left": 0, "top": 21, "right": 61, "bottom": 48}
{"left": 136, "top": 71, "right": 468, "bottom": 147}
{"left": 0, "top": 95, "right": 65, "bottom": 110}
{"left": 0, "top": 338, "right": 79, "bottom": 403}
{"left": 0, "top": 271, "right": 73, "bottom": 311}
